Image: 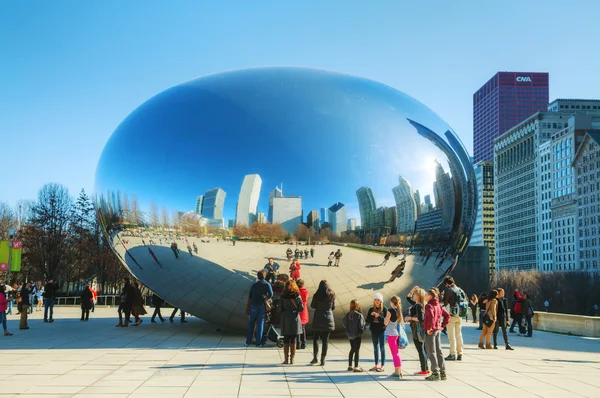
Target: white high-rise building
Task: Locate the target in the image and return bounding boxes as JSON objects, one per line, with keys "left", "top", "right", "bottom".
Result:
{"left": 201, "top": 188, "right": 226, "bottom": 221}
{"left": 539, "top": 142, "right": 553, "bottom": 271}
{"left": 347, "top": 218, "right": 357, "bottom": 231}
{"left": 392, "top": 176, "right": 417, "bottom": 234}
{"left": 235, "top": 174, "right": 262, "bottom": 227}
{"left": 328, "top": 202, "right": 347, "bottom": 234}
{"left": 271, "top": 187, "right": 302, "bottom": 235}
{"left": 268, "top": 186, "right": 283, "bottom": 223}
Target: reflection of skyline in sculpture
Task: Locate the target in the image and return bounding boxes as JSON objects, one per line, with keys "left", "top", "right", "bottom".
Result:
{"left": 393, "top": 176, "right": 418, "bottom": 234}
{"left": 93, "top": 67, "right": 476, "bottom": 333}
{"left": 435, "top": 161, "right": 455, "bottom": 232}
{"left": 201, "top": 188, "right": 226, "bottom": 221}
{"left": 235, "top": 174, "right": 262, "bottom": 227}
{"left": 356, "top": 187, "right": 377, "bottom": 230}
{"left": 328, "top": 202, "right": 347, "bottom": 234}
{"left": 271, "top": 187, "right": 302, "bottom": 234}
{"left": 195, "top": 196, "right": 204, "bottom": 214}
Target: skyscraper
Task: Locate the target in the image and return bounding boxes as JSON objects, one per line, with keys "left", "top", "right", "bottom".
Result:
{"left": 423, "top": 195, "right": 432, "bottom": 213}
{"left": 271, "top": 187, "right": 302, "bottom": 234}
{"left": 434, "top": 161, "right": 455, "bottom": 232}
{"left": 201, "top": 188, "right": 226, "bottom": 220}
{"left": 320, "top": 208, "right": 327, "bottom": 224}
{"left": 195, "top": 196, "right": 204, "bottom": 214}
{"left": 328, "top": 202, "right": 347, "bottom": 234}
{"left": 307, "top": 210, "right": 320, "bottom": 229}
{"left": 413, "top": 190, "right": 421, "bottom": 217}
{"left": 473, "top": 72, "right": 549, "bottom": 163}
{"left": 347, "top": 218, "right": 357, "bottom": 231}
{"left": 470, "top": 161, "right": 495, "bottom": 275}
{"left": 356, "top": 187, "right": 377, "bottom": 230}
{"left": 235, "top": 174, "right": 262, "bottom": 227}
{"left": 257, "top": 212, "right": 266, "bottom": 224}
{"left": 392, "top": 176, "right": 418, "bottom": 234}
{"left": 268, "top": 186, "right": 283, "bottom": 223}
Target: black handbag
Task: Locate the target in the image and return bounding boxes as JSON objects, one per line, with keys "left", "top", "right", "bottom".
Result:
{"left": 483, "top": 313, "right": 494, "bottom": 328}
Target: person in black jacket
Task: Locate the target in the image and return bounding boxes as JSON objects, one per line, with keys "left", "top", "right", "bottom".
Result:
{"left": 365, "top": 293, "right": 387, "bottom": 372}
{"left": 310, "top": 280, "right": 335, "bottom": 366}
{"left": 493, "top": 288, "right": 513, "bottom": 350}
{"left": 80, "top": 285, "right": 93, "bottom": 321}
{"left": 405, "top": 286, "right": 429, "bottom": 375}
{"left": 43, "top": 279, "right": 58, "bottom": 323}
{"left": 19, "top": 282, "right": 32, "bottom": 330}
{"left": 477, "top": 292, "right": 488, "bottom": 330}
{"left": 116, "top": 278, "right": 134, "bottom": 327}
{"left": 151, "top": 293, "right": 166, "bottom": 323}
{"left": 280, "top": 280, "right": 304, "bottom": 365}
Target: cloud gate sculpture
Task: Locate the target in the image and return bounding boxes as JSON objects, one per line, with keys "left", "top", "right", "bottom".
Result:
{"left": 95, "top": 67, "right": 476, "bottom": 332}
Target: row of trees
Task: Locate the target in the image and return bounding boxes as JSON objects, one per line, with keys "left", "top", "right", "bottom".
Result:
{"left": 0, "top": 183, "right": 128, "bottom": 294}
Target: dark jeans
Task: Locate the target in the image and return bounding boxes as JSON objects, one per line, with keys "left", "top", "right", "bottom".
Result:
{"left": 118, "top": 303, "right": 131, "bottom": 325}
{"left": 493, "top": 319, "right": 509, "bottom": 346}
{"left": 371, "top": 330, "right": 386, "bottom": 366}
{"left": 265, "top": 272, "right": 276, "bottom": 285}
{"left": 246, "top": 305, "right": 266, "bottom": 346}
{"left": 44, "top": 298, "right": 55, "bottom": 320}
{"left": 348, "top": 337, "right": 362, "bottom": 367}
{"left": 152, "top": 306, "right": 164, "bottom": 321}
{"left": 525, "top": 315, "right": 533, "bottom": 337}
{"left": 81, "top": 309, "right": 90, "bottom": 320}
{"left": 425, "top": 330, "right": 445, "bottom": 374}
{"left": 471, "top": 307, "right": 478, "bottom": 322}
{"left": 0, "top": 311, "right": 7, "bottom": 331}
{"left": 413, "top": 337, "right": 428, "bottom": 371}
{"left": 313, "top": 331, "right": 330, "bottom": 360}
{"left": 509, "top": 314, "right": 522, "bottom": 332}
{"left": 170, "top": 308, "right": 186, "bottom": 321}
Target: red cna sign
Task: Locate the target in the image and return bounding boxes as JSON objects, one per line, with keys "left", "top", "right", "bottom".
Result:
{"left": 12, "top": 240, "right": 23, "bottom": 249}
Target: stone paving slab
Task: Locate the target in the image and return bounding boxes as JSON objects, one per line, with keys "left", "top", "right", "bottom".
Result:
{"left": 0, "top": 308, "right": 599, "bottom": 398}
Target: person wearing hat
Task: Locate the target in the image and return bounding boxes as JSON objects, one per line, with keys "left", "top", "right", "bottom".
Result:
{"left": 365, "top": 292, "right": 388, "bottom": 372}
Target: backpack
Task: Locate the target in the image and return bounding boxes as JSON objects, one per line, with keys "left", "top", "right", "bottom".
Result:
{"left": 450, "top": 286, "right": 468, "bottom": 318}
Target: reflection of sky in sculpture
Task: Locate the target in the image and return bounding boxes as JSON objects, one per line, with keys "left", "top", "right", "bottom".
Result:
{"left": 95, "top": 68, "right": 463, "bottom": 223}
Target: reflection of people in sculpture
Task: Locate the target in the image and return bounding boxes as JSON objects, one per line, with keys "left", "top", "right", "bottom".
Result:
{"left": 263, "top": 258, "right": 280, "bottom": 285}
{"left": 388, "top": 260, "right": 406, "bottom": 283}
{"left": 334, "top": 249, "right": 343, "bottom": 267}
{"left": 193, "top": 242, "right": 198, "bottom": 254}
{"left": 148, "top": 247, "right": 162, "bottom": 268}
{"left": 380, "top": 251, "right": 391, "bottom": 266}
{"left": 187, "top": 244, "right": 193, "bottom": 256}
{"left": 289, "top": 259, "right": 301, "bottom": 280}
{"left": 170, "top": 242, "right": 179, "bottom": 259}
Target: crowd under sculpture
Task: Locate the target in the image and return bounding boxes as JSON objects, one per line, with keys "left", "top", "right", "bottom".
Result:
{"left": 94, "top": 67, "right": 476, "bottom": 332}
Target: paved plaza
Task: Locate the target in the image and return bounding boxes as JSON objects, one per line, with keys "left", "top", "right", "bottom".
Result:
{"left": 0, "top": 308, "right": 599, "bottom": 398}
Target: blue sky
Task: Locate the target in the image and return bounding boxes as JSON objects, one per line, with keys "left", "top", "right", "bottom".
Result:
{"left": 1, "top": 0, "right": 599, "bottom": 206}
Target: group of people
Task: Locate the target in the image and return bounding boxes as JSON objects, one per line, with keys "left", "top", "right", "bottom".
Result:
{"left": 0, "top": 279, "right": 61, "bottom": 331}
{"left": 246, "top": 272, "right": 474, "bottom": 381}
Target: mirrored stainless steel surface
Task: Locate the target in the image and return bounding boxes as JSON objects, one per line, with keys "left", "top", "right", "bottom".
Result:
{"left": 95, "top": 67, "right": 476, "bottom": 331}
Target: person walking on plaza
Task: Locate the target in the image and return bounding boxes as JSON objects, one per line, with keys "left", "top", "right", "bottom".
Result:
{"left": 310, "top": 280, "right": 335, "bottom": 366}
{"left": 36, "top": 286, "right": 44, "bottom": 312}
{"left": 151, "top": 293, "right": 166, "bottom": 323}
{"left": 90, "top": 286, "right": 98, "bottom": 313}
{"left": 0, "top": 285, "right": 13, "bottom": 336}
{"left": 43, "top": 279, "right": 58, "bottom": 323}
{"left": 80, "top": 285, "right": 93, "bottom": 321}
{"left": 130, "top": 282, "right": 147, "bottom": 326}
{"left": 383, "top": 295, "right": 403, "bottom": 378}
{"left": 423, "top": 288, "right": 450, "bottom": 381}
{"left": 170, "top": 242, "right": 179, "bottom": 259}
{"left": 296, "top": 279, "right": 309, "bottom": 350}
{"left": 28, "top": 283, "right": 37, "bottom": 314}
{"left": 263, "top": 258, "right": 280, "bottom": 285}
{"left": 380, "top": 251, "right": 391, "bottom": 266}
{"left": 116, "top": 278, "right": 134, "bottom": 327}
{"left": 509, "top": 290, "right": 525, "bottom": 333}
{"left": 169, "top": 307, "right": 187, "bottom": 323}
{"left": 327, "top": 252, "right": 334, "bottom": 267}
{"left": 469, "top": 294, "right": 478, "bottom": 324}
{"left": 19, "top": 282, "right": 32, "bottom": 330}
{"left": 280, "top": 280, "right": 304, "bottom": 365}
{"left": 522, "top": 292, "right": 533, "bottom": 337}
{"left": 479, "top": 289, "right": 498, "bottom": 349}
{"left": 477, "top": 292, "right": 488, "bottom": 330}
{"left": 310, "top": 246, "right": 315, "bottom": 258}
{"left": 493, "top": 288, "right": 513, "bottom": 350}
{"left": 343, "top": 299, "right": 366, "bottom": 372}
{"left": 405, "top": 286, "right": 429, "bottom": 376}
{"left": 442, "top": 276, "right": 465, "bottom": 361}
{"left": 334, "top": 249, "right": 343, "bottom": 267}
{"left": 245, "top": 271, "right": 274, "bottom": 347}
{"left": 289, "top": 259, "right": 301, "bottom": 280}
{"left": 366, "top": 293, "right": 387, "bottom": 372}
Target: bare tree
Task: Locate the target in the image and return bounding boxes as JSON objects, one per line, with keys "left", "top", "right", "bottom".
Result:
{"left": 161, "top": 207, "right": 170, "bottom": 230}
{"left": 0, "top": 202, "right": 16, "bottom": 240}
{"left": 149, "top": 202, "right": 159, "bottom": 229}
